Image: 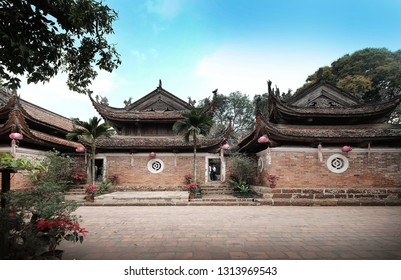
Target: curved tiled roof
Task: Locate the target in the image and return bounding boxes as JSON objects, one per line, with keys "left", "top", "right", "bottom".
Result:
{"left": 273, "top": 95, "right": 401, "bottom": 120}
{"left": 238, "top": 112, "right": 401, "bottom": 152}
{"left": 95, "top": 126, "right": 231, "bottom": 152}
{"left": 263, "top": 122, "right": 401, "bottom": 142}
{"left": 30, "top": 130, "right": 81, "bottom": 149}
{"left": 20, "top": 100, "right": 74, "bottom": 131}
{"left": 0, "top": 90, "right": 80, "bottom": 151}
{"left": 90, "top": 102, "right": 184, "bottom": 121}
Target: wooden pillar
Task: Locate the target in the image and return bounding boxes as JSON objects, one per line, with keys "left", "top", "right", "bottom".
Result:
{"left": 1, "top": 169, "right": 12, "bottom": 209}
{"left": 1, "top": 169, "right": 13, "bottom": 259}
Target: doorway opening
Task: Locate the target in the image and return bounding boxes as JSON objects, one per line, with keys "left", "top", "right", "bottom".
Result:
{"left": 94, "top": 159, "right": 104, "bottom": 182}
{"left": 207, "top": 158, "right": 222, "bottom": 182}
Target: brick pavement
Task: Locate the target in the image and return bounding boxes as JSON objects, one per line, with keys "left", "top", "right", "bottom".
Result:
{"left": 59, "top": 206, "right": 401, "bottom": 260}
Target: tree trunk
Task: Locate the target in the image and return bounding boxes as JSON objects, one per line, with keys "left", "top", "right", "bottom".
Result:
{"left": 193, "top": 134, "right": 197, "bottom": 181}
{"left": 91, "top": 145, "right": 96, "bottom": 185}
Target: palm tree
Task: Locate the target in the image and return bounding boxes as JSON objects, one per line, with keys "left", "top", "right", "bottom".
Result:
{"left": 173, "top": 108, "right": 214, "bottom": 181}
{"left": 67, "top": 117, "right": 115, "bottom": 184}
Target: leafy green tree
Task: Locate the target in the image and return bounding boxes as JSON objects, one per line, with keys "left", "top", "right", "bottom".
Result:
{"left": 66, "top": 117, "right": 115, "bottom": 184}
{"left": 173, "top": 108, "right": 214, "bottom": 181}
{"left": 0, "top": 0, "right": 121, "bottom": 93}
{"left": 297, "top": 48, "right": 401, "bottom": 101}
{"left": 211, "top": 91, "right": 255, "bottom": 143}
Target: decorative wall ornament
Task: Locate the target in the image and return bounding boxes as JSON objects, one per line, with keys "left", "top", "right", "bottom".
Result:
{"left": 326, "top": 154, "right": 349, "bottom": 173}
{"left": 317, "top": 143, "right": 323, "bottom": 162}
{"left": 147, "top": 158, "right": 164, "bottom": 174}
{"left": 258, "top": 157, "right": 264, "bottom": 173}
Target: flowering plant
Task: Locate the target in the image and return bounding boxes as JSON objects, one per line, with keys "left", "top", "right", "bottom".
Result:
{"left": 184, "top": 173, "right": 193, "bottom": 184}
{"left": 0, "top": 183, "right": 86, "bottom": 259}
{"left": 84, "top": 184, "right": 97, "bottom": 201}
{"left": 85, "top": 184, "right": 97, "bottom": 195}
{"left": 266, "top": 174, "right": 280, "bottom": 188}
{"left": 72, "top": 172, "right": 86, "bottom": 185}
{"left": 186, "top": 181, "right": 199, "bottom": 194}
{"left": 34, "top": 217, "right": 87, "bottom": 252}
{"left": 183, "top": 173, "right": 201, "bottom": 194}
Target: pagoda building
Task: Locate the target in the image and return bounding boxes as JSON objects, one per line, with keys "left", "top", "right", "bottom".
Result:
{"left": 238, "top": 80, "right": 401, "bottom": 205}
{"left": 0, "top": 89, "right": 81, "bottom": 152}
{"left": 89, "top": 81, "right": 230, "bottom": 190}
{"left": 0, "top": 89, "right": 83, "bottom": 188}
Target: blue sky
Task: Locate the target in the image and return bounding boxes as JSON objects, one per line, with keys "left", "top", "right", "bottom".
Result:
{"left": 19, "top": 0, "right": 401, "bottom": 120}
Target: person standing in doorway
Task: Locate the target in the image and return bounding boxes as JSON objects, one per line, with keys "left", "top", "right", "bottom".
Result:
{"left": 211, "top": 164, "right": 217, "bottom": 180}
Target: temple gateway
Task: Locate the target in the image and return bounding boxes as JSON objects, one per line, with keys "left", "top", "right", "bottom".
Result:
{"left": 88, "top": 81, "right": 230, "bottom": 190}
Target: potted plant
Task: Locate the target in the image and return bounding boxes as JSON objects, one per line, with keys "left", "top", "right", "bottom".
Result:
{"left": 34, "top": 216, "right": 87, "bottom": 259}
{"left": 183, "top": 173, "right": 201, "bottom": 200}
{"left": 266, "top": 174, "right": 280, "bottom": 188}
{"left": 85, "top": 184, "right": 97, "bottom": 201}
{"left": 230, "top": 174, "right": 251, "bottom": 197}
{"left": 186, "top": 182, "right": 199, "bottom": 199}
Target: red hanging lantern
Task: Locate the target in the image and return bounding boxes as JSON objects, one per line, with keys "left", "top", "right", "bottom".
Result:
{"left": 9, "top": 132, "right": 23, "bottom": 140}
{"left": 149, "top": 152, "right": 156, "bottom": 157}
{"left": 341, "top": 146, "right": 352, "bottom": 152}
{"left": 258, "top": 135, "right": 269, "bottom": 143}
{"left": 75, "top": 146, "right": 86, "bottom": 153}
{"left": 221, "top": 143, "right": 230, "bottom": 150}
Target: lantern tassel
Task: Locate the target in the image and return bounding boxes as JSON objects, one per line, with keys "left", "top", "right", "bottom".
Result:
{"left": 11, "top": 139, "right": 16, "bottom": 157}
{"left": 318, "top": 144, "right": 323, "bottom": 162}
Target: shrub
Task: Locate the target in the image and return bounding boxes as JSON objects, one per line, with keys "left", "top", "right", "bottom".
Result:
{"left": 0, "top": 184, "right": 86, "bottom": 259}
{"left": 229, "top": 152, "right": 254, "bottom": 184}
{"left": 96, "top": 181, "right": 112, "bottom": 196}
{"left": 38, "top": 149, "right": 72, "bottom": 187}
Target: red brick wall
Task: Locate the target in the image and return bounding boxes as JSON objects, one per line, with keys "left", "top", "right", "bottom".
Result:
{"left": 104, "top": 153, "right": 212, "bottom": 191}
{"left": 0, "top": 172, "right": 32, "bottom": 190}
{"left": 257, "top": 147, "right": 401, "bottom": 188}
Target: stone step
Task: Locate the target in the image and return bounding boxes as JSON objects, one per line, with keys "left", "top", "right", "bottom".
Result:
{"left": 202, "top": 190, "right": 233, "bottom": 195}
{"left": 201, "top": 185, "right": 233, "bottom": 195}
{"left": 188, "top": 201, "right": 261, "bottom": 206}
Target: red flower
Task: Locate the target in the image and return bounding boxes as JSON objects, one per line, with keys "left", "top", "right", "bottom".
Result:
{"left": 79, "top": 228, "right": 88, "bottom": 237}
{"left": 8, "top": 212, "right": 15, "bottom": 219}
{"left": 85, "top": 184, "right": 97, "bottom": 194}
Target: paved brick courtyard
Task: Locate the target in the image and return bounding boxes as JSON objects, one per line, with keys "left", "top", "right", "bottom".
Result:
{"left": 60, "top": 206, "right": 401, "bottom": 260}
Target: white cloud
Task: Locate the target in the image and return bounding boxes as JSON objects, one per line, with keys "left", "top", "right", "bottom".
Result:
{"left": 17, "top": 71, "right": 129, "bottom": 121}
{"left": 145, "top": 0, "right": 184, "bottom": 18}
{"left": 195, "top": 44, "right": 339, "bottom": 97}
{"left": 130, "top": 50, "right": 148, "bottom": 61}
{"left": 130, "top": 48, "right": 159, "bottom": 62}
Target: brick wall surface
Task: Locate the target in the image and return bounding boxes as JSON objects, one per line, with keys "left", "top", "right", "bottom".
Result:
{"left": 0, "top": 172, "right": 32, "bottom": 189}
{"left": 106, "top": 154, "right": 209, "bottom": 191}
{"left": 258, "top": 148, "right": 401, "bottom": 189}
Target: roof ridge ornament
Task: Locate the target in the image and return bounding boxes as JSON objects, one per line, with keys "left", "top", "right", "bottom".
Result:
{"left": 158, "top": 79, "right": 162, "bottom": 88}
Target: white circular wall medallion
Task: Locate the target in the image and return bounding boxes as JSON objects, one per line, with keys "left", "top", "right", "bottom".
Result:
{"left": 326, "top": 154, "right": 349, "bottom": 173}
{"left": 147, "top": 158, "right": 164, "bottom": 173}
